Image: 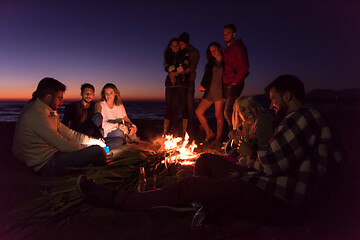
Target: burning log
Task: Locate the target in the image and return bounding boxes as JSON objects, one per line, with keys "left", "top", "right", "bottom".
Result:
{"left": 161, "top": 133, "right": 199, "bottom": 166}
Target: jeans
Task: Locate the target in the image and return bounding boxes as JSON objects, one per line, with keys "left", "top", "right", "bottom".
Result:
{"left": 165, "top": 87, "right": 189, "bottom": 120}
{"left": 74, "top": 118, "right": 103, "bottom": 139}
{"left": 106, "top": 129, "right": 125, "bottom": 150}
{"left": 113, "top": 153, "right": 269, "bottom": 217}
{"left": 92, "top": 112, "right": 103, "bottom": 129}
{"left": 92, "top": 112, "right": 125, "bottom": 150}
{"left": 38, "top": 145, "right": 106, "bottom": 176}
{"left": 224, "top": 84, "right": 244, "bottom": 131}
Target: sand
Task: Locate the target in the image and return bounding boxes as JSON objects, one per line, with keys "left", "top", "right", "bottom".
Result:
{"left": 0, "top": 108, "right": 360, "bottom": 239}
{"left": 0, "top": 119, "right": 223, "bottom": 240}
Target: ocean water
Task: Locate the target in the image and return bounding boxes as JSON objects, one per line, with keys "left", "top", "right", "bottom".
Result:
{"left": 1, "top": 99, "right": 357, "bottom": 123}
{"left": 0, "top": 100, "right": 217, "bottom": 122}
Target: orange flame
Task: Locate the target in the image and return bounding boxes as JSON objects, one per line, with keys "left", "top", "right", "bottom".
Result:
{"left": 162, "top": 133, "right": 199, "bottom": 165}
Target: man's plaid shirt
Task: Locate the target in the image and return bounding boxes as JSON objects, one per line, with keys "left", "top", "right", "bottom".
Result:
{"left": 240, "top": 106, "right": 343, "bottom": 205}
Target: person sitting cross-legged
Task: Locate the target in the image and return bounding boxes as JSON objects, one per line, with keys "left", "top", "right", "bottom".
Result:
{"left": 92, "top": 83, "right": 139, "bottom": 151}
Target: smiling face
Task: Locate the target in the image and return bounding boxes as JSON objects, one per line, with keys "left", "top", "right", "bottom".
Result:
{"left": 179, "top": 41, "right": 187, "bottom": 50}
{"left": 239, "top": 98, "right": 258, "bottom": 123}
{"left": 170, "top": 40, "right": 179, "bottom": 53}
{"left": 81, "top": 87, "right": 94, "bottom": 103}
{"left": 104, "top": 88, "right": 115, "bottom": 105}
{"left": 269, "top": 87, "right": 288, "bottom": 119}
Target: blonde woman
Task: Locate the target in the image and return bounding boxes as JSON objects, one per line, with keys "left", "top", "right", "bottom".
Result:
{"left": 93, "top": 83, "right": 138, "bottom": 150}
{"left": 226, "top": 96, "right": 275, "bottom": 165}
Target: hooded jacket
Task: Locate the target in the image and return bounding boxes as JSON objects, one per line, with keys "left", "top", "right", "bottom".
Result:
{"left": 223, "top": 39, "right": 249, "bottom": 85}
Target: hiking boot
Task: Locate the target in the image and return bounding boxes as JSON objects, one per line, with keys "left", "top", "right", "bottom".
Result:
{"left": 76, "top": 175, "right": 118, "bottom": 208}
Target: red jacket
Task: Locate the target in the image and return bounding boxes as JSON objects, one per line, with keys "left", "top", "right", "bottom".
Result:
{"left": 223, "top": 39, "right": 249, "bottom": 85}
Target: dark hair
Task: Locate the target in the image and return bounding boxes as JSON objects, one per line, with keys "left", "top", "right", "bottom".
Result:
{"left": 81, "top": 83, "right": 95, "bottom": 93}
{"left": 178, "top": 32, "right": 189, "bottom": 44}
{"left": 206, "top": 42, "right": 223, "bottom": 61}
{"left": 31, "top": 77, "right": 66, "bottom": 101}
{"left": 224, "top": 24, "right": 236, "bottom": 33}
{"left": 164, "top": 38, "right": 179, "bottom": 65}
{"left": 265, "top": 75, "right": 305, "bottom": 102}
{"left": 100, "top": 83, "right": 122, "bottom": 105}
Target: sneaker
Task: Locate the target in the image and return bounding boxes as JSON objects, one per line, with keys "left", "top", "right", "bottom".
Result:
{"left": 191, "top": 204, "right": 223, "bottom": 227}
{"left": 191, "top": 204, "right": 206, "bottom": 227}
{"left": 76, "top": 175, "right": 118, "bottom": 208}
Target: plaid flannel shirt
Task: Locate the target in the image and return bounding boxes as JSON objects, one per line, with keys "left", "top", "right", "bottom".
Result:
{"left": 241, "top": 106, "right": 343, "bottom": 205}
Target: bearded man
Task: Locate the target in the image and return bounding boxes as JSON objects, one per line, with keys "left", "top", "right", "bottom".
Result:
{"left": 75, "top": 75, "right": 343, "bottom": 226}
{"left": 13, "top": 78, "right": 106, "bottom": 176}
{"left": 223, "top": 24, "right": 250, "bottom": 132}
{"left": 62, "top": 83, "right": 102, "bottom": 138}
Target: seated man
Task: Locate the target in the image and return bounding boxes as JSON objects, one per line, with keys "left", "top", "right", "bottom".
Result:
{"left": 62, "top": 83, "right": 102, "bottom": 138}
{"left": 13, "top": 78, "right": 107, "bottom": 177}
{"left": 76, "top": 75, "right": 344, "bottom": 222}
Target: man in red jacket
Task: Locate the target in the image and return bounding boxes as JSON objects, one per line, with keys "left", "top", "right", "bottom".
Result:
{"left": 223, "top": 24, "right": 249, "bottom": 132}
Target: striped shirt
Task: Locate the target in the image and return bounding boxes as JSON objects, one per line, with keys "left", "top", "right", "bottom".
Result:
{"left": 241, "top": 106, "right": 343, "bottom": 205}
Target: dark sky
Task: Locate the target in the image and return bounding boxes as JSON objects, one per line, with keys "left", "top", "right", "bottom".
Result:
{"left": 0, "top": 0, "right": 359, "bottom": 100}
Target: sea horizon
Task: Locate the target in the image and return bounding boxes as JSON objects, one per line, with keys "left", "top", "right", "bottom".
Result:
{"left": 1, "top": 97, "right": 358, "bottom": 123}
{"left": 0, "top": 100, "right": 167, "bottom": 122}
{"left": 0, "top": 99, "right": 217, "bottom": 122}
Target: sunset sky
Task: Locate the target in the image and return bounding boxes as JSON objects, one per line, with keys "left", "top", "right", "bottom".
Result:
{"left": 0, "top": 0, "right": 359, "bottom": 101}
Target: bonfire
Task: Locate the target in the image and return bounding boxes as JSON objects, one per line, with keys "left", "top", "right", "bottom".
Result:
{"left": 161, "top": 133, "right": 199, "bottom": 166}
{"left": 4, "top": 133, "right": 201, "bottom": 238}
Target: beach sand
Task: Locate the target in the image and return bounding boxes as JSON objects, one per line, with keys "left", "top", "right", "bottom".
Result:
{"left": 0, "top": 110, "right": 360, "bottom": 239}
{"left": 0, "top": 119, "right": 224, "bottom": 240}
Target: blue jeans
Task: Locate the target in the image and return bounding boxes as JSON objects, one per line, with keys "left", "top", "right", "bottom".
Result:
{"left": 92, "top": 112, "right": 125, "bottom": 150}
{"left": 38, "top": 145, "right": 106, "bottom": 176}
{"left": 113, "top": 153, "right": 267, "bottom": 215}
{"left": 224, "top": 84, "right": 244, "bottom": 131}
{"left": 106, "top": 129, "right": 125, "bottom": 150}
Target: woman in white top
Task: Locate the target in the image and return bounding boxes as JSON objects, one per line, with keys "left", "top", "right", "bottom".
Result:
{"left": 93, "top": 83, "right": 138, "bottom": 150}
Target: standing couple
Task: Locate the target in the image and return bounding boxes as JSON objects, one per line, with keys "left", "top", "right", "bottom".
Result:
{"left": 163, "top": 32, "right": 200, "bottom": 138}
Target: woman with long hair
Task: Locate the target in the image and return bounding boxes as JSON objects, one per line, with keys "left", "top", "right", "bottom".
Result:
{"left": 225, "top": 96, "right": 275, "bottom": 165}
{"left": 163, "top": 38, "right": 190, "bottom": 136}
{"left": 195, "top": 42, "right": 225, "bottom": 145}
{"left": 93, "top": 83, "right": 138, "bottom": 150}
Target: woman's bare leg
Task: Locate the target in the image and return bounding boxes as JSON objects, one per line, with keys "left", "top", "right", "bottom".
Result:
{"left": 214, "top": 100, "right": 225, "bottom": 142}
{"left": 195, "top": 98, "right": 214, "bottom": 141}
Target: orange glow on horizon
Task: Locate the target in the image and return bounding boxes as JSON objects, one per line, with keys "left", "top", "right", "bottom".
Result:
{"left": 0, "top": 77, "right": 262, "bottom": 101}
{"left": 0, "top": 87, "right": 165, "bottom": 102}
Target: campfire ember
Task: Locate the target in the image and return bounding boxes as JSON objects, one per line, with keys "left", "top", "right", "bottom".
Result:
{"left": 162, "top": 133, "right": 199, "bottom": 166}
